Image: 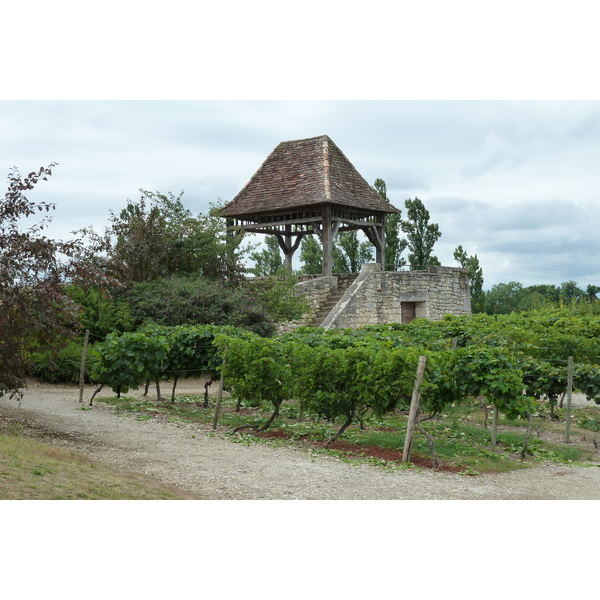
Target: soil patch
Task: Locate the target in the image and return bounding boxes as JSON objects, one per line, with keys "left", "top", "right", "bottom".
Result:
{"left": 257, "top": 429, "right": 483, "bottom": 473}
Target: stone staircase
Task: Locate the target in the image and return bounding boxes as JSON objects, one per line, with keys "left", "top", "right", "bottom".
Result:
{"left": 308, "top": 287, "right": 346, "bottom": 327}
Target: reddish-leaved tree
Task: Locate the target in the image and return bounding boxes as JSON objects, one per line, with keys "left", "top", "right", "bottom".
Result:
{"left": 0, "top": 163, "right": 105, "bottom": 399}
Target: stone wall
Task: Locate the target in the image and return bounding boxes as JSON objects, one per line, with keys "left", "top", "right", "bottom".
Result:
{"left": 276, "top": 264, "right": 470, "bottom": 333}
{"left": 321, "top": 263, "right": 471, "bottom": 330}
{"left": 276, "top": 275, "right": 337, "bottom": 334}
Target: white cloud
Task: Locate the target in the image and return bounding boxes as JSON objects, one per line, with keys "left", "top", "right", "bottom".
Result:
{"left": 2, "top": 100, "right": 600, "bottom": 290}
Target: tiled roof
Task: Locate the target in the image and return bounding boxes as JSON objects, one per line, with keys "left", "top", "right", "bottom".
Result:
{"left": 220, "top": 135, "right": 400, "bottom": 217}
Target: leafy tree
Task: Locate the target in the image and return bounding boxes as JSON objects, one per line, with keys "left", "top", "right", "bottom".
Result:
{"left": 0, "top": 164, "right": 102, "bottom": 399}
{"left": 523, "top": 284, "right": 561, "bottom": 308}
{"left": 559, "top": 280, "right": 586, "bottom": 304}
{"left": 299, "top": 231, "right": 373, "bottom": 275}
{"left": 81, "top": 191, "right": 247, "bottom": 284}
{"left": 483, "top": 281, "right": 600, "bottom": 315}
{"left": 249, "top": 235, "right": 284, "bottom": 276}
{"left": 484, "top": 281, "right": 525, "bottom": 314}
{"left": 373, "top": 178, "right": 407, "bottom": 269}
{"left": 587, "top": 285, "right": 600, "bottom": 302}
{"left": 453, "top": 245, "right": 484, "bottom": 312}
{"left": 299, "top": 235, "right": 323, "bottom": 274}
{"left": 401, "top": 197, "right": 441, "bottom": 267}
{"left": 333, "top": 231, "right": 373, "bottom": 273}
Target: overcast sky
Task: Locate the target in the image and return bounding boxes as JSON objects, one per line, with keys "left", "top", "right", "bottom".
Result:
{"left": 3, "top": 2, "right": 600, "bottom": 291}
{"left": 3, "top": 99, "right": 599, "bottom": 290}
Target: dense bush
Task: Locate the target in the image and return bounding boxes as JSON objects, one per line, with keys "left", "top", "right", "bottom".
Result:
{"left": 66, "top": 284, "right": 134, "bottom": 340}
{"left": 124, "top": 275, "right": 306, "bottom": 337}
{"left": 29, "top": 341, "right": 100, "bottom": 384}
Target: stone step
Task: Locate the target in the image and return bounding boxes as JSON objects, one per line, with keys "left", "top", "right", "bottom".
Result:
{"left": 308, "top": 290, "right": 346, "bottom": 327}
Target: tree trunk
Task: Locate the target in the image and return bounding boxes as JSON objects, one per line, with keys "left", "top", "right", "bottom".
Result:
{"left": 233, "top": 402, "right": 282, "bottom": 433}
{"left": 325, "top": 411, "right": 355, "bottom": 449}
{"left": 171, "top": 376, "right": 179, "bottom": 403}
{"left": 549, "top": 396, "right": 558, "bottom": 420}
{"left": 480, "top": 398, "right": 490, "bottom": 429}
{"left": 417, "top": 417, "right": 442, "bottom": 469}
{"left": 203, "top": 378, "right": 214, "bottom": 408}
{"left": 520, "top": 411, "right": 533, "bottom": 460}
{"left": 491, "top": 405, "right": 498, "bottom": 451}
{"left": 89, "top": 383, "right": 104, "bottom": 406}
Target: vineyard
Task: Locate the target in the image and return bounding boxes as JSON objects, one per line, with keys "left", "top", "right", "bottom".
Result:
{"left": 89, "top": 310, "right": 600, "bottom": 472}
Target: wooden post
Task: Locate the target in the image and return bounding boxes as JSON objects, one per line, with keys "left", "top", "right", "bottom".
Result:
{"left": 376, "top": 214, "right": 385, "bottom": 268}
{"left": 565, "top": 356, "right": 574, "bottom": 443}
{"left": 212, "top": 357, "right": 226, "bottom": 430}
{"left": 491, "top": 405, "right": 499, "bottom": 451}
{"left": 402, "top": 356, "right": 427, "bottom": 463}
{"left": 284, "top": 224, "right": 293, "bottom": 272}
{"left": 322, "top": 205, "right": 332, "bottom": 276}
{"left": 78, "top": 330, "right": 89, "bottom": 404}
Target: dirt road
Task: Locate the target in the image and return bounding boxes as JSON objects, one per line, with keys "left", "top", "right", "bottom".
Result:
{"left": 2, "top": 380, "right": 599, "bottom": 500}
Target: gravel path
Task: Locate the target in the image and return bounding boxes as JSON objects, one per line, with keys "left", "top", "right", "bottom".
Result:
{"left": 2, "top": 380, "right": 600, "bottom": 500}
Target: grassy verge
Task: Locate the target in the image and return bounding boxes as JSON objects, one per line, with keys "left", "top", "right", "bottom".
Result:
{"left": 0, "top": 429, "right": 194, "bottom": 500}
{"left": 96, "top": 391, "right": 600, "bottom": 475}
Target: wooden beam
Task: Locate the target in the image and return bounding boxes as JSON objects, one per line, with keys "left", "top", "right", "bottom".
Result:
{"left": 231, "top": 215, "right": 322, "bottom": 228}
{"left": 239, "top": 226, "right": 310, "bottom": 236}
{"left": 334, "top": 216, "right": 383, "bottom": 229}
{"left": 311, "top": 222, "right": 323, "bottom": 240}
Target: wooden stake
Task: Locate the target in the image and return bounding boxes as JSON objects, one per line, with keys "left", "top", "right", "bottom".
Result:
{"left": 565, "top": 356, "right": 574, "bottom": 443}
{"left": 78, "top": 330, "right": 89, "bottom": 404}
{"left": 402, "top": 355, "right": 427, "bottom": 463}
{"left": 491, "top": 405, "right": 499, "bottom": 451}
{"left": 212, "top": 357, "right": 226, "bottom": 430}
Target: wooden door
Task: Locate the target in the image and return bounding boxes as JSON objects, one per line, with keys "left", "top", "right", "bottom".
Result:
{"left": 401, "top": 302, "right": 416, "bottom": 324}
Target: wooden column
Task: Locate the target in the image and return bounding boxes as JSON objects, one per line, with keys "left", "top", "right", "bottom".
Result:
{"left": 363, "top": 215, "right": 385, "bottom": 270}
{"left": 376, "top": 214, "right": 385, "bottom": 268}
{"left": 284, "top": 225, "right": 293, "bottom": 271}
{"left": 322, "top": 205, "right": 332, "bottom": 276}
{"left": 275, "top": 228, "right": 305, "bottom": 273}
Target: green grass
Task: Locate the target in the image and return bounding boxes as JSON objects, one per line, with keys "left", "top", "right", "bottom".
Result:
{"left": 0, "top": 431, "right": 194, "bottom": 500}
{"left": 95, "top": 392, "right": 600, "bottom": 474}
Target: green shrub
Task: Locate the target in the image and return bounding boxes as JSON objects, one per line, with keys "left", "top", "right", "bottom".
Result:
{"left": 125, "top": 275, "right": 306, "bottom": 337}
{"left": 66, "top": 284, "right": 134, "bottom": 340}
{"left": 29, "top": 341, "right": 100, "bottom": 384}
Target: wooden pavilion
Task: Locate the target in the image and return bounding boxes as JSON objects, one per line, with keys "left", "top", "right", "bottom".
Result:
{"left": 220, "top": 135, "right": 400, "bottom": 276}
